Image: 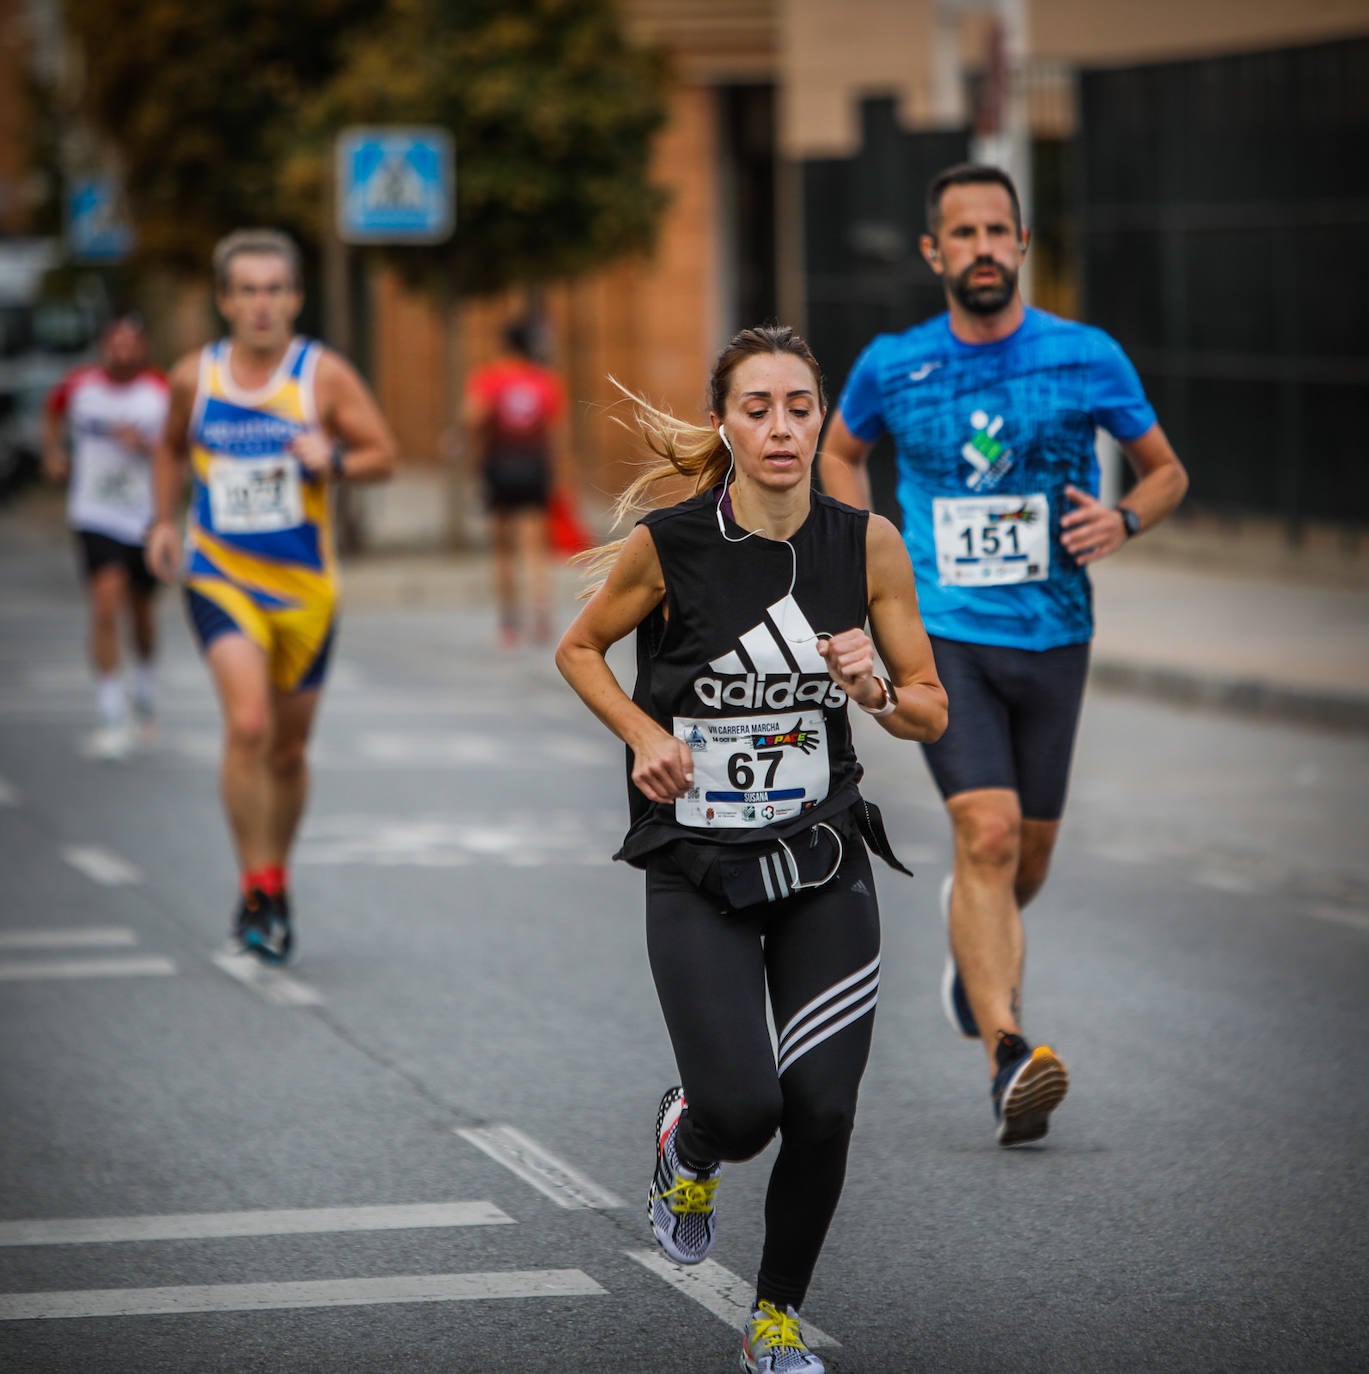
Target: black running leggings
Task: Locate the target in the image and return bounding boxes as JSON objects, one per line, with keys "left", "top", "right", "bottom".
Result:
{"left": 645, "top": 837, "right": 881, "bottom": 1311}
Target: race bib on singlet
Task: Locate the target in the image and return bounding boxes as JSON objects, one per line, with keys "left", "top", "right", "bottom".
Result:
{"left": 93, "top": 464, "right": 142, "bottom": 508}
{"left": 207, "top": 455, "right": 303, "bottom": 534}
{"left": 673, "top": 711, "right": 829, "bottom": 829}
{"left": 934, "top": 493, "right": 1050, "bottom": 587}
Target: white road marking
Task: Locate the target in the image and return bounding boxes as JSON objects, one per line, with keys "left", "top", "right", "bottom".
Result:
{"left": 211, "top": 949, "right": 323, "bottom": 1007}
{"left": 0, "top": 1269, "right": 606, "bottom": 1321}
{"left": 0, "top": 956, "right": 176, "bottom": 982}
{"left": 1193, "top": 868, "right": 1261, "bottom": 895}
{"left": 458, "top": 1125, "right": 625, "bottom": 1210}
{"left": 0, "top": 776, "right": 17, "bottom": 806}
{"left": 0, "top": 1202, "right": 513, "bottom": 1248}
{"left": 1307, "top": 903, "right": 1369, "bottom": 934}
{"left": 0, "top": 927, "right": 137, "bottom": 950}
{"left": 625, "top": 1250, "right": 839, "bottom": 1348}
{"left": 296, "top": 812, "right": 620, "bottom": 868}
{"left": 61, "top": 846, "right": 142, "bottom": 886}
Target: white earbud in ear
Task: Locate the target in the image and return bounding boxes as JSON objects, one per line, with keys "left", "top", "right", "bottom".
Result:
{"left": 718, "top": 424, "right": 732, "bottom": 453}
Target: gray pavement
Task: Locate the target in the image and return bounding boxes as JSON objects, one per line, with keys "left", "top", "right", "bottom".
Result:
{"left": 1, "top": 491, "right": 1368, "bottom": 1373}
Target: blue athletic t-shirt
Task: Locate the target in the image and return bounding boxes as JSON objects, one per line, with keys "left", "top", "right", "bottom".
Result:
{"left": 836, "top": 307, "right": 1156, "bottom": 650}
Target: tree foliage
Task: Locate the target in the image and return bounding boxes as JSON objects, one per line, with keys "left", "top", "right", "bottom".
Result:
{"left": 66, "top": 0, "right": 670, "bottom": 296}
{"left": 66, "top": 0, "right": 377, "bottom": 275}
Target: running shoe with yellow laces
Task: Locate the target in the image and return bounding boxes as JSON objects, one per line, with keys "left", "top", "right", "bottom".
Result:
{"left": 648, "top": 1086, "right": 721, "bottom": 1265}
{"left": 740, "top": 1300, "right": 825, "bottom": 1374}
{"left": 992, "top": 1031, "right": 1069, "bottom": 1146}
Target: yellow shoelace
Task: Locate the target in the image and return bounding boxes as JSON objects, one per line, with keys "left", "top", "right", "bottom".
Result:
{"left": 750, "top": 1299, "right": 806, "bottom": 1352}
{"left": 658, "top": 1172, "right": 719, "bottom": 1215}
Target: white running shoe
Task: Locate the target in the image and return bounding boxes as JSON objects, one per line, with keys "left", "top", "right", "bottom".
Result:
{"left": 647, "top": 1086, "right": 720, "bottom": 1265}
{"left": 85, "top": 720, "right": 133, "bottom": 761}
{"left": 740, "top": 1301, "right": 825, "bottom": 1373}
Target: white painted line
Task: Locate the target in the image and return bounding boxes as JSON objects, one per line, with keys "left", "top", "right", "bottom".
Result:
{"left": 0, "top": 927, "right": 137, "bottom": 951}
{"left": 1307, "top": 903, "right": 1369, "bottom": 934}
{"left": 0, "top": 776, "right": 17, "bottom": 806}
{"left": 1193, "top": 868, "right": 1261, "bottom": 896}
{"left": 0, "top": 1201, "right": 513, "bottom": 1248}
{"left": 625, "top": 1249, "right": 839, "bottom": 1348}
{"left": 211, "top": 950, "right": 323, "bottom": 1007}
{"left": 0, "top": 957, "right": 176, "bottom": 983}
{"left": 0, "top": 1269, "right": 606, "bottom": 1321}
{"left": 61, "top": 846, "right": 142, "bottom": 886}
{"left": 457, "top": 1125, "right": 625, "bottom": 1210}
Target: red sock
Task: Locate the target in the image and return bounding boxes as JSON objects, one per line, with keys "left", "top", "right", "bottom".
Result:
{"left": 242, "top": 865, "right": 286, "bottom": 898}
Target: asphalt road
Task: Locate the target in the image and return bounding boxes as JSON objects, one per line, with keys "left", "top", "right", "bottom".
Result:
{"left": 1, "top": 518, "right": 1366, "bottom": 1373}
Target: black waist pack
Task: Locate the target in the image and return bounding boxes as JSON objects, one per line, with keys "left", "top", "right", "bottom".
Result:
{"left": 711, "top": 821, "right": 846, "bottom": 909}
{"left": 663, "top": 801, "right": 913, "bottom": 912}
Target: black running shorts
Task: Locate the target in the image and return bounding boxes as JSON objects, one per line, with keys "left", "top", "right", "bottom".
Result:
{"left": 483, "top": 452, "right": 550, "bottom": 512}
{"left": 75, "top": 530, "right": 159, "bottom": 596}
{"left": 920, "top": 635, "right": 1089, "bottom": 821}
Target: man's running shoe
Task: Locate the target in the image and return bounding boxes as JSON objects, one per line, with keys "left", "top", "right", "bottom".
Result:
{"left": 85, "top": 719, "right": 133, "bottom": 761}
{"left": 740, "top": 1301, "right": 825, "bottom": 1374}
{"left": 648, "top": 1086, "right": 720, "bottom": 1265}
{"left": 992, "top": 1032, "right": 1068, "bottom": 1146}
{"left": 234, "top": 889, "right": 293, "bottom": 964}
{"left": 939, "top": 874, "right": 979, "bottom": 1038}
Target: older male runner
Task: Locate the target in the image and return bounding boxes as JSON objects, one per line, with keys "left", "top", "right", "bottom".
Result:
{"left": 146, "top": 229, "right": 397, "bottom": 962}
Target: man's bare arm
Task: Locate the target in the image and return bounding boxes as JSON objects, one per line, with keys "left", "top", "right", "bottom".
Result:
{"left": 1061, "top": 423, "right": 1189, "bottom": 565}
{"left": 144, "top": 354, "right": 199, "bottom": 582}
{"left": 301, "top": 351, "right": 397, "bottom": 483}
{"left": 819, "top": 412, "right": 875, "bottom": 509}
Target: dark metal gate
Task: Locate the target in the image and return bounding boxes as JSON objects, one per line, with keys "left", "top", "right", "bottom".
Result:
{"left": 1077, "top": 37, "right": 1369, "bottom": 530}
{"left": 802, "top": 99, "right": 967, "bottom": 518}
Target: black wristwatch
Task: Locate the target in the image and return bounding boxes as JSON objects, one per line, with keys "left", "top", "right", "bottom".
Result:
{"left": 1117, "top": 506, "right": 1141, "bottom": 538}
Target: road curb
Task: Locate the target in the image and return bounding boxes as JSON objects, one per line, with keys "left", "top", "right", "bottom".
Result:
{"left": 1089, "top": 659, "right": 1369, "bottom": 735}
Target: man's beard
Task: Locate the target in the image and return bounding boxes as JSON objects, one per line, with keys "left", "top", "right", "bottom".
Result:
{"left": 949, "top": 258, "right": 1017, "bottom": 314}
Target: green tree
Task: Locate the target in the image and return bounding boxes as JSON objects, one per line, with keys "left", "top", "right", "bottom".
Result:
{"left": 66, "top": 0, "right": 670, "bottom": 295}
{"left": 66, "top": 0, "right": 378, "bottom": 274}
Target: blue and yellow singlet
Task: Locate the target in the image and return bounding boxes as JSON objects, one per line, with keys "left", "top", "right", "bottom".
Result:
{"left": 183, "top": 336, "right": 337, "bottom": 691}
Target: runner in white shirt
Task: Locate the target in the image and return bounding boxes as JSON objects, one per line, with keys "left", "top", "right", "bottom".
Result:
{"left": 43, "top": 312, "right": 169, "bottom": 758}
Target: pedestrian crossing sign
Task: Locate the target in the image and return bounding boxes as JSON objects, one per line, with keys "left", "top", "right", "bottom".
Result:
{"left": 336, "top": 128, "right": 455, "bottom": 244}
{"left": 66, "top": 176, "right": 134, "bottom": 262}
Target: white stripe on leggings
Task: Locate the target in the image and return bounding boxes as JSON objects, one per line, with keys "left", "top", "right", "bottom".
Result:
{"left": 777, "top": 989, "right": 879, "bottom": 1076}
{"left": 775, "top": 955, "right": 880, "bottom": 1076}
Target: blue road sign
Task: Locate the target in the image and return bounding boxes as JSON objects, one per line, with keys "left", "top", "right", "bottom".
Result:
{"left": 66, "top": 177, "right": 134, "bottom": 262}
{"left": 336, "top": 128, "right": 455, "bottom": 245}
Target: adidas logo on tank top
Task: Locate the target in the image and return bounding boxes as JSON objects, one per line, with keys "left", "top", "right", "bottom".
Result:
{"left": 693, "top": 594, "right": 847, "bottom": 712}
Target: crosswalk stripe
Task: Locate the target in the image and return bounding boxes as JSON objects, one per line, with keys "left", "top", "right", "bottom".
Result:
{"left": 0, "top": 1202, "right": 513, "bottom": 1248}
{"left": 0, "top": 1269, "right": 606, "bottom": 1321}
{"left": 457, "top": 1125, "right": 625, "bottom": 1210}
{"left": 61, "top": 846, "right": 142, "bottom": 886}
{"left": 625, "top": 1249, "right": 840, "bottom": 1348}
{"left": 0, "top": 927, "right": 138, "bottom": 950}
{"left": 0, "top": 957, "right": 176, "bottom": 982}
{"left": 0, "top": 776, "right": 17, "bottom": 806}
{"left": 211, "top": 950, "right": 323, "bottom": 1006}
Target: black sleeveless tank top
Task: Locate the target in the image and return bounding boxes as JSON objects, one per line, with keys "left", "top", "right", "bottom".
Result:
{"left": 616, "top": 484, "right": 870, "bottom": 867}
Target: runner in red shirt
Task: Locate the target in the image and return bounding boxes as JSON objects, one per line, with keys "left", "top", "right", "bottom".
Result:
{"left": 463, "top": 318, "right": 567, "bottom": 647}
{"left": 43, "top": 312, "right": 168, "bottom": 758}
